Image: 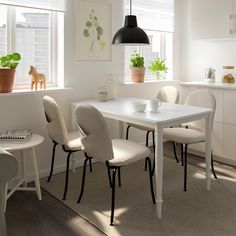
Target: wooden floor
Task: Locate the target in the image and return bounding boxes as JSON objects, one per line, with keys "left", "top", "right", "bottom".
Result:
{"left": 6, "top": 143, "right": 236, "bottom": 236}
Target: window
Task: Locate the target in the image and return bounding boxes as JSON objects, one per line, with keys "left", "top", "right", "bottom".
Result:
{"left": 0, "top": 0, "right": 65, "bottom": 89}
{"left": 0, "top": 5, "right": 6, "bottom": 55}
{"left": 124, "top": 0, "right": 174, "bottom": 81}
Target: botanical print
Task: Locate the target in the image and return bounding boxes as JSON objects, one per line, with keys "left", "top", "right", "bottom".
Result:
{"left": 83, "top": 9, "right": 106, "bottom": 51}
{"left": 75, "top": 0, "right": 111, "bottom": 61}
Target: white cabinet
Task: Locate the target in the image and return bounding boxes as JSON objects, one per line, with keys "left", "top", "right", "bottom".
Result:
{"left": 181, "top": 83, "right": 236, "bottom": 165}
{"left": 191, "top": 0, "right": 236, "bottom": 40}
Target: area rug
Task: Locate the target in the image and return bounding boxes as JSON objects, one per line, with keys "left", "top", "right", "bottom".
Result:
{"left": 41, "top": 157, "right": 236, "bottom": 236}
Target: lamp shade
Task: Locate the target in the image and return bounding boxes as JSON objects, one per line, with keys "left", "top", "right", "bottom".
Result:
{"left": 112, "top": 15, "right": 150, "bottom": 45}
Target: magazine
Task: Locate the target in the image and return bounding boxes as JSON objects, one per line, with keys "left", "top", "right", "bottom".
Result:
{"left": 0, "top": 129, "right": 32, "bottom": 141}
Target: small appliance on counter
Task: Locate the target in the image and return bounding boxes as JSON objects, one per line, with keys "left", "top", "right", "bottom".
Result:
{"left": 205, "top": 67, "right": 216, "bottom": 82}
{"left": 221, "top": 66, "right": 235, "bottom": 84}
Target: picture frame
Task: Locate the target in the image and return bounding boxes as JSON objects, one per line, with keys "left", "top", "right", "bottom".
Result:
{"left": 75, "top": 0, "right": 112, "bottom": 61}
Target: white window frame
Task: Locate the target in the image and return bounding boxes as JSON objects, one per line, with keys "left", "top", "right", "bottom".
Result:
{"left": 3, "top": 5, "right": 63, "bottom": 89}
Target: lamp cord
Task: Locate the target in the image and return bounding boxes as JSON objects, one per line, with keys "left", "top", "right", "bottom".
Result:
{"left": 130, "top": 0, "right": 132, "bottom": 15}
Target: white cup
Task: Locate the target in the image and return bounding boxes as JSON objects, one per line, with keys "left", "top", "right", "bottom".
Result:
{"left": 132, "top": 102, "right": 146, "bottom": 112}
{"left": 149, "top": 99, "right": 162, "bottom": 112}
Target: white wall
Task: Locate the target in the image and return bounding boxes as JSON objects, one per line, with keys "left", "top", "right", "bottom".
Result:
{"left": 177, "top": 0, "right": 236, "bottom": 82}
{"left": 0, "top": 0, "right": 181, "bottom": 180}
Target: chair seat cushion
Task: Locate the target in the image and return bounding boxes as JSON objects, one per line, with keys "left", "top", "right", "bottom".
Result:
{"left": 163, "top": 128, "right": 205, "bottom": 144}
{"left": 65, "top": 130, "right": 82, "bottom": 151}
{"left": 108, "top": 139, "right": 151, "bottom": 167}
{"left": 127, "top": 123, "right": 154, "bottom": 132}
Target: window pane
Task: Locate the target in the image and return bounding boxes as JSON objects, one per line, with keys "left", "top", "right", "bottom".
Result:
{"left": 165, "top": 32, "right": 173, "bottom": 80}
{"left": 142, "top": 31, "right": 161, "bottom": 78}
{"left": 0, "top": 6, "right": 7, "bottom": 55}
{"left": 124, "top": 46, "right": 139, "bottom": 81}
{"left": 15, "top": 7, "right": 50, "bottom": 84}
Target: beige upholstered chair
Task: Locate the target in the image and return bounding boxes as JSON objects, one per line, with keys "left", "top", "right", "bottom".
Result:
{"left": 0, "top": 148, "right": 18, "bottom": 236}
{"left": 163, "top": 90, "right": 217, "bottom": 191}
{"left": 75, "top": 104, "right": 155, "bottom": 226}
{"left": 126, "top": 85, "right": 180, "bottom": 169}
{"left": 43, "top": 96, "right": 92, "bottom": 200}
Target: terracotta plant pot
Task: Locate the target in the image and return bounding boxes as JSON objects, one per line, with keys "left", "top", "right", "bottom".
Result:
{"left": 131, "top": 67, "right": 145, "bottom": 83}
{"left": 0, "top": 69, "right": 15, "bottom": 93}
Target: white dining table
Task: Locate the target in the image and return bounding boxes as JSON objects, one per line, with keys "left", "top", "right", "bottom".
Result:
{"left": 71, "top": 97, "right": 214, "bottom": 219}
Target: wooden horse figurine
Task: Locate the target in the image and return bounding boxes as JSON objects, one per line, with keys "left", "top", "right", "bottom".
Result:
{"left": 29, "top": 65, "right": 46, "bottom": 91}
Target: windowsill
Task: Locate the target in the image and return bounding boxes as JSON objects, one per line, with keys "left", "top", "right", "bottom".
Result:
{"left": 121, "top": 79, "right": 180, "bottom": 85}
{"left": 0, "top": 87, "right": 72, "bottom": 96}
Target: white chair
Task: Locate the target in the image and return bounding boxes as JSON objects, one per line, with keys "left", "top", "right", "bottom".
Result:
{"left": 126, "top": 85, "right": 180, "bottom": 169}
{"left": 163, "top": 90, "right": 217, "bottom": 191}
{"left": 43, "top": 96, "right": 92, "bottom": 200}
{"left": 75, "top": 104, "right": 156, "bottom": 226}
{"left": 0, "top": 148, "right": 18, "bottom": 236}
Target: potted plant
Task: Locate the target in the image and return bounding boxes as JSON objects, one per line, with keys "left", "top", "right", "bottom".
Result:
{"left": 130, "top": 52, "right": 145, "bottom": 83}
{"left": 0, "top": 52, "right": 21, "bottom": 93}
{"left": 148, "top": 58, "right": 168, "bottom": 80}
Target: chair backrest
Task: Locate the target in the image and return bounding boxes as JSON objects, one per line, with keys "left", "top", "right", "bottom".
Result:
{"left": 184, "top": 89, "right": 216, "bottom": 132}
{"left": 43, "top": 96, "right": 68, "bottom": 145}
{"left": 156, "top": 86, "right": 179, "bottom": 104}
{"left": 0, "top": 148, "right": 18, "bottom": 214}
{"left": 75, "top": 104, "right": 114, "bottom": 162}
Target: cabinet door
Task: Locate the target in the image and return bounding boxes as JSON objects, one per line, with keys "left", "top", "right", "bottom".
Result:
{"left": 223, "top": 124, "right": 236, "bottom": 161}
{"left": 191, "top": 0, "right": 233, "bottom": 40}
{"left": 224, "top": 89, "right": 236, "bottom": 125}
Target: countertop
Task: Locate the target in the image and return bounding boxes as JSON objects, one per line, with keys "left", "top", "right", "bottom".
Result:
{"left": 181, "top": 81, "right": 236, "bottom": 90}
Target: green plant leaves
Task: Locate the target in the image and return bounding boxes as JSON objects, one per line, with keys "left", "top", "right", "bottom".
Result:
{"left": 148, "top": 58, "right": 168, "bottom": 74}
{"left": 12, "top": 53, "right": 21, "bottom": 61}
{"left": 130, "top": 52, "right": 144, "bottom": 68}
{"left": 83, "top": 29, "right": 89, "bottom": 37}
{"left": 0, "top": 52, "right": 21, "bottom": 69}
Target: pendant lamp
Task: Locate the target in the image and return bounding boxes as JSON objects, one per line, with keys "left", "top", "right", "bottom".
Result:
{"left": 112, "top": 0, "right": 150, "bottom": 45}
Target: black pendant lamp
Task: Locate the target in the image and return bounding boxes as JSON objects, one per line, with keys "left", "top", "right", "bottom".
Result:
{"left": 112, "top": 0, "right": 150, "bottom": 45}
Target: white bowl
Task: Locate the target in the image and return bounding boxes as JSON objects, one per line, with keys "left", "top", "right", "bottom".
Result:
{"left": 132, "top": 103, "right": 146, "bottom": 112}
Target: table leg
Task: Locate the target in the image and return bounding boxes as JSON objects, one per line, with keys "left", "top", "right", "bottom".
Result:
{"left": 155, "top": 125, "right": 164, "bottom": 219}
{"left": 205, "top": 114, "right": 213, "bottom": 191}
{"left": 119, "top": 121, "right": 124, "bottom": 139}
{"left": 31, "top": 148, "right": 42, "bottom": 200}
{"left": 20, "top": 150, "right": 27, "bottom": 187}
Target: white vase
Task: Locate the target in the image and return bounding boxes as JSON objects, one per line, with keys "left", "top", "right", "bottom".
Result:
{"left": 105, "top": 74, "right": 117, "bottom": 100}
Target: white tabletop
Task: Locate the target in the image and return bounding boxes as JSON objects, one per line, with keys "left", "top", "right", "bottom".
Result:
{"left": 72, "top": 98, "right": 212, "bottom": 127}
{"left": 0, "top": 134, "right": 44, "bottom": 151}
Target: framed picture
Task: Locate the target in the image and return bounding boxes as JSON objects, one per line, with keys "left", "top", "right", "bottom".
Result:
{"left": 75, "top": 0, "right": 111, "bottom": 61}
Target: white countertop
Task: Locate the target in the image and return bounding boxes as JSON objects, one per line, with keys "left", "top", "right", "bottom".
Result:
{"left": 181, "top": 81, "right": 236, "bottom": 90}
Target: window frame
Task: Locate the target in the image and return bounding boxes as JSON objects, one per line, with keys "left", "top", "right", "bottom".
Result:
{"left": 2, "top": 5, "right": 61, "bottom": 89}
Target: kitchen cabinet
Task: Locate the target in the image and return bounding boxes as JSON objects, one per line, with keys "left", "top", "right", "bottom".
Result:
{"left": 191, "top": 0, "right": 236, "bottom": 40}
{"left": 181, "top": 82, "right": 236, "bottom": 166}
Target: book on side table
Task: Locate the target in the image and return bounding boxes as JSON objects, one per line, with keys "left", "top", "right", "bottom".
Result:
{"left": 0, "top": 129, "right": 32, "bottom": 142}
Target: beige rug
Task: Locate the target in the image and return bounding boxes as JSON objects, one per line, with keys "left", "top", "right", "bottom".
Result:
{"left": 41, "top": 157, "right": 236, "bottom": 236}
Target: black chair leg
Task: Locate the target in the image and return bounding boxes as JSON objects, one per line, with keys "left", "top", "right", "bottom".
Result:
{"left": 118, "top": 167, "right": 121, "bottom": 187}
{"left": 181, "top": 143, "right": 184, "bottom": 166}
{"left": 47, "top": 142, "right": 57, "bottom": 182}
{"left": 144, "top": 131, "right": 150, "bottom": 171}
{"left": 184, "top": 144, "right": 188, "bottom": 192}
{"left": 146, "top": 157, "right": 156, "bottom": 204}
{"left": 126, "top": 125, "right": 131, "bottom": 140}
{"left": 89, "top": 158, "right": 93, "bottom": 172}
{"left": 106, "top": 161, "right": 112, "bottom": 187}
{"left": 110, "top": 167, "right": 117, "bottom": 226}
{"left": 77, "top": 157, "right": 89, "bottom": 203}
{"left": 211, "top": 152, "right": 217, "bottom": 179}
{"left": 152, "top": 131, "right": 155, "bottom": 153}
{"left": 63, "top": 152, "right": 72, "bottom": 200}
{"left": 172, "top": 142, "right": 179, "bottom": 163}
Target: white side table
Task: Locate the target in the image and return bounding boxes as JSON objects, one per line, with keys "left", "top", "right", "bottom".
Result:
{"left": 0, "top": 134, "right": 44, "bottom": 212}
